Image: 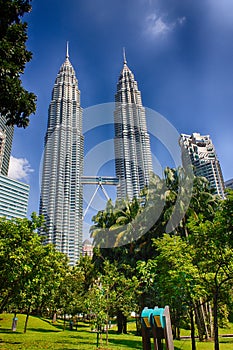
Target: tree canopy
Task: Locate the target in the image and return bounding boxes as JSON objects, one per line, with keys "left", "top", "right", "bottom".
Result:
{"left": 1, "top": 172, "right": 232, "bottom": 350}
{"left": 0, "top": 0, "right": 36, "bottom": 127}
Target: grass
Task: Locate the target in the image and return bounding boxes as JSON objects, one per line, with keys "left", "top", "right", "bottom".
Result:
{"left": 0, "top": 313, "right": 233, "bottom": 349}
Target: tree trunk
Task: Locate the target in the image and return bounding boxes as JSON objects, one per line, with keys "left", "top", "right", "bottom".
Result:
{"left": 11, "top": 312, "right": 18, "bottom": 331}
{"left": 117, "top": 310, "right": 123, "bottom": 334}
{"left": 106, "top": 312, "right": 109, "bottom": 346}
{"left": 213, "top": 289, "right": 220, "bottom": 350}
{"left": 190, "top": 308, "right": 196, "bottom": 350}
{"left": 172, "top": 312, "right": 180, "bottom": 340}
{"left": 52, "top": 312, "right": 57, "bottom": 323}
{"left": 135, "top": 316, "right": 141, "bottom": 335}
{"left": 63, "top": 313, "right": 66, "bottom": 330}
{"left": 123, "top": 314, "right": 127, "bottom": 334}
{"left": 24, "top": 305, "right": 31, "bottom": 333}
{"left": 117, "top": 310, "right": 127, "bottom": 334}
{"left": 200, "top": 299, "right": 210, "bottom": 340}
{"left": 205, "top": 301, "right": 214, "bottom": 337}
{"left": 194, "top": 300, "right": 206, "bottom": 341}
{"left": 177, "top": 326, "right": 180, "bottom": 340}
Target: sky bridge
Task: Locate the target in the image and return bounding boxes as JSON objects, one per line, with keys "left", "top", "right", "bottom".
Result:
{"left": 81, "top": 176, "right": 119, "bottom": 219}
{"left": 81, "top": 176, "right": 119, "bottom": 186}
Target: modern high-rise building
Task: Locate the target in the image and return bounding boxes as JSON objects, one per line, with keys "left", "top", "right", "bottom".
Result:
{"left": 225, "top": 179, "right": 233, "bottom": 190}
{"left": 0, "top": 174, "right": 29, "bottom": 219}
{"left": 180, "top": 133, "right": 225, "bottom": 198}
{"left": 0, "top": 113, "right": 29, "bottom": 220}
{"left": 114, "top": 52, "right": 153, "bottom": 200}
{"left": 39, "top": 46, "right": 84, "bottom": 265}
{"left": 0, "top": 114, "right": 14, "bottom": 176}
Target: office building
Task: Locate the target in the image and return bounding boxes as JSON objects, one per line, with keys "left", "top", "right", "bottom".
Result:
{"left": 114, "top": 52, "right": 153, "bottom": 200}
{"left": 180, "top": 133, "right": 225, "bottom": 198}
{"left": 0, "top": 115, "right": 14, "bottom": 176}
{"left": 0, "top": 174, "right": 29, "bottom": 219}
{"left": 39, "top": 46, "right": 84, "bottom": 265}
{"left": 225, "top": 179, "right": 233, "bottom": 190}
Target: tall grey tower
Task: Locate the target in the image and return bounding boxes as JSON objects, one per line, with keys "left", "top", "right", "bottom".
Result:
{"left": 39, "top": 45, "right": 84, "bottom": 265}
{"left": 114, "top": 52, "right": 153, "bottom": 200}
{"left": 0, "top": 115, "right": 14, "bottom": 176}
{"left": 180, "top": 132, "right": 225, "bottom": 198}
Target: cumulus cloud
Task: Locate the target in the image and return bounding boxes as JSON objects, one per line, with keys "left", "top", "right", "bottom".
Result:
{"left": 145, "top": 13, "right": 186, "bottom": 37}
{"left": 8, "top": 156, "right": 34, "bottom": 182}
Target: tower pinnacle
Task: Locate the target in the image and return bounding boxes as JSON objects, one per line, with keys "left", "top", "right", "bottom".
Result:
{"left": 123, "top": 47, "right": 127, "bottom": 65}
{"left": 66, "top": 41, "right": 69, "bottom": 59}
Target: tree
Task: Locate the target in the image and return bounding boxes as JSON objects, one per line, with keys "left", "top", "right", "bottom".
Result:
{"left": 91, "top": 169, "right": 214, "bottom": 264}
{"left": 76, "top": 254, "right": 96, "bottom": 294}
{"left": 0, "top": 213, "right": 70, "bottom": 332}
{"left": 0, "top": 0, "right": 36, "bottom": 127}
{"left": 51, "top": 264, "right": 86, "bottom": 329}
{"left": 91, "top": 168, "right": 220, "bottom": 342}
{"left": 19, "top": 245, "right": 68, "bottom": 333}
{"left": 154, "top": 234, "right": 205, "bottom": 349}
{"left": 86, "top": 260, "right": 140, "bottom": 344}
{"left": 188, "top": 190, "right": 233, "bottom": 350}
{"left": 0, "top": 214, "right": 45, "bottom": 312}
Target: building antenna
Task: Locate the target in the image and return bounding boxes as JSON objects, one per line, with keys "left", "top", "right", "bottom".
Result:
{"left": 123, "top": 47, "right": 127, "bottom": 64}
{"left": 66, "top": 41, "right": 69, "bottom": 59}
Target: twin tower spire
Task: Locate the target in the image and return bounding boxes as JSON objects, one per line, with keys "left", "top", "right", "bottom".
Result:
{"left": 66, "top": 41, "right": 127, "bottom": 65}
{"left": 66, "top": 41, "right": 69, "bottom": 59}
{"left": 39, "top": 43, "right": 153, "bottom": 264}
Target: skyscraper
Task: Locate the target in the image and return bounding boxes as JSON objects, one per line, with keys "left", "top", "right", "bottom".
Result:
{"left": 225, "top": 179, "right": 233, "bottom": 190}
{"left": 0, "top": 116, "right": 29, "bottom": 220}
{"left": 114, "top": 52, "right": 153, "bottom": 200}
{"left": 0, "top": 174, "right": 29, "bottom": 219}
{"left": 0, "top": 115, "right": 14, "bottom": 176}
{"left": 180, "top": 133, "right": 225, "bottom": 198}
{"left": 39, "top": 46, "right": 84, "bottom": 265}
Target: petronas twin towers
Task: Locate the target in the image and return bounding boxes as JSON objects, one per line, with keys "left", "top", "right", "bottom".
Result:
{"left": 115, "top": 53, "right": 153, "bottom": 199}
{"left": 39, "top": 46, "right": 152, "bottom": 264}
{"left": 39, "top": 48, "right": 83, "bottom": 265}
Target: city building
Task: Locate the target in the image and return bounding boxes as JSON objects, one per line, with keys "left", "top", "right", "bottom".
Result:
{"left": 39, "top": 46, "right": 84, "bottom": 265}
{"left": 225, "top": 179, "right": 233, "bottom": 190}
{"left": 82, "top": 239, "right": 93, "bottom": 257}
{"left": 0, "top": 174, "right": 29, "bottom": 219}
{"left": 180, "top": 133, "right": 225, "bottom": 198}
{"left": 0, "top": 114, "right": 14, "bottom": 176}
{"left": 0, "top": 128, "right": 5, "bottom": 171}
{"left": 114, "top": 51, "right": 153, "bottom": 200}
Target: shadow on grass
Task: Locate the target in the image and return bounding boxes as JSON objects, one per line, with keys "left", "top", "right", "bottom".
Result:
{"left": 55, "top": 337, "right": 96, "bottom": 348}
{"left": 107, "top": 332, "right": 181, "bottom": 350}
{"left": 0, "top": 340, "right": 21, "bottom": 345}
{"left": 220, "top": 338, "right": 233, "bottom": 344}
{"left": 49, "top": 348, "right": 79, "bottom": 350}
{"left": 108, "top": 339, "right": 141, "bottom": 349}
{"left": 27, "top": 327, "right": 60, "bottom": 333}
{"left": 70, "top": 322, "right": 90, "bottom": 328}
{"left": 0, "top": 328, "right": 21, "bottom": 334}
{"left": 42, "top": 321, "right": 90, "bottom": 332}
{"left": 32, "top": 318, "right": 74, "bottom": 332}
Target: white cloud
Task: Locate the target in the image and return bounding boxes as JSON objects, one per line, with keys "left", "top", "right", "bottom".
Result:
{"left": 177, "top": 16, "right": 186, "bottom": 25}
{"left": 8, "top": 156, "right": 34, "bottom": 183}
{"left": 145, "top": 13, "right": 186, "bottom": 37}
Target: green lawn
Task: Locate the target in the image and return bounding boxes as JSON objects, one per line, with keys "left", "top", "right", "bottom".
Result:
{"left": 0, "top": 313, "right": 233, "bottom": 349}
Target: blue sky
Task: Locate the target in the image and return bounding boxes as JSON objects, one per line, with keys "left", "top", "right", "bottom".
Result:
{"left": 8, "top": 0, "right": 233, "bottom": 234}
